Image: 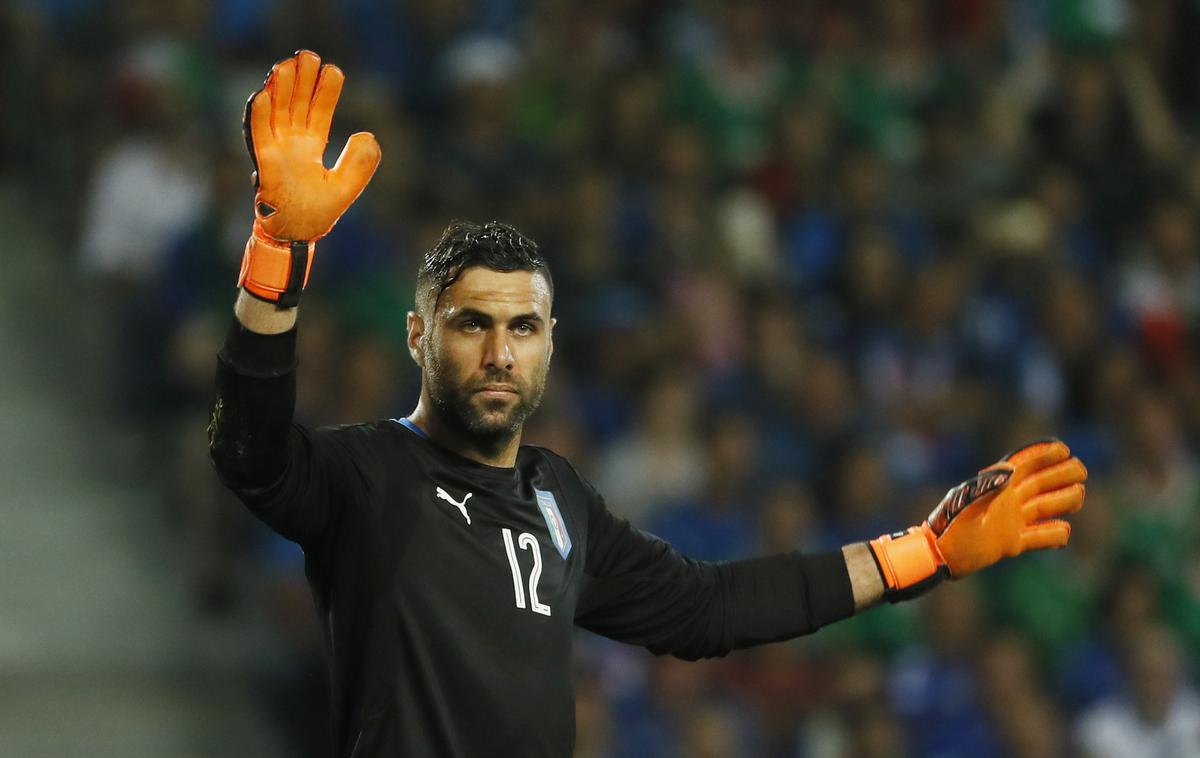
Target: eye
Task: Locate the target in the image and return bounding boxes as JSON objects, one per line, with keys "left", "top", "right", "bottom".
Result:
{"left": 513, "top": 322, "right": 535, "bottom": 336}
{"left": 461, "top": 319, "right": 482, "bottom": 333}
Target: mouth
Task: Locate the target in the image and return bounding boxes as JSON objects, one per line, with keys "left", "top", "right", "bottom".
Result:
{"left": 476, "top": 384, "right": 519, "bottom": 400}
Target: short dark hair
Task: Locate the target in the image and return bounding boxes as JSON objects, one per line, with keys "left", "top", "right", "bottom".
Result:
{"left": 415, "top": 220, "right": 553, "bottom": 315}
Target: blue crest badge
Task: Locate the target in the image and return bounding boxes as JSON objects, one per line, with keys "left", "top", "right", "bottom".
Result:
{"left": 535, "top": 488, "right": 572, "bottom": 559}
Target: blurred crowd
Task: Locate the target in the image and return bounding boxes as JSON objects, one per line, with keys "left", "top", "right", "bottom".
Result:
{"left": 7, "top": 0, "right": 1200, "bottom": 755}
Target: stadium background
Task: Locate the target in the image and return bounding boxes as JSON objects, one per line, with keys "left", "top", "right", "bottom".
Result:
{"left": 2, "top": 0, "right": 1200, "bottom": 756}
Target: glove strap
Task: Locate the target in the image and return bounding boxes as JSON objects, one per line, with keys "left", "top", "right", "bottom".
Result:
{"left": 868, "top": 524, "right": 949, "bottom": 603}
{"left": 238, "top": 223, "right": 315, "bottom": 308}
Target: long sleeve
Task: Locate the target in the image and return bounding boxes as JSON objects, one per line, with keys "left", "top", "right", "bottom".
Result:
{"left": 574, "top": 487, "right": 855, "bottom": 661}
{"left": 207, "top": 318, "right": 360, "bottom": 548}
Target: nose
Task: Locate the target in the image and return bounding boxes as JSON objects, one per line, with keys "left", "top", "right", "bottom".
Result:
{"left": 483, "top": 328, "right": 514, "bottom": 371}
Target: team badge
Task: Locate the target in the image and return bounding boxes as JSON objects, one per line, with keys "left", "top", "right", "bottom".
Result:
{"left": 534, "top": 489, "right": 572, "bottom": 559}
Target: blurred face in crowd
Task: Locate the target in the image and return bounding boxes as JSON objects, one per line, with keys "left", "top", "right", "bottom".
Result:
{"left": 1148, "top": 198, "right": 1196, "bottom": 271}
{"left": 924, "top": 579, "right": 981, "bottom": 658}
{"left": 408, "top": 266, "right": 554, "bottom": 441}
{"left": 1127, "top": 624, "right": 1182, "bottom": 725}
{"left": 1130, "top": 390, "right": 1179, "bottom": 463}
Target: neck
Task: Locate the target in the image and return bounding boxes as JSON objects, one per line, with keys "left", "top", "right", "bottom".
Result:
{"left": 407, "top": 395, "right": 522, "bottom": 468}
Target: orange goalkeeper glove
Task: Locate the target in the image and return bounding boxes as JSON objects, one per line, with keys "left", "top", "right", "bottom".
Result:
{"left": 238, "top": 49, "right": 381, "bottom": 307}
{"left": 869, "top": 439, "right": 1087, "bottom": 602}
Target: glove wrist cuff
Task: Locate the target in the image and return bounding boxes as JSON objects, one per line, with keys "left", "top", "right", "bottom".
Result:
{"left": 868, "top": 524, "right": 948, "bottom": 603}
{"left": 237, "top": 223, "right": 315, "bottom": 308}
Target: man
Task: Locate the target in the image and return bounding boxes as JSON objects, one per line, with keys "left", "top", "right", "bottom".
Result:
{"left": 208, "top": 51, "right": 1087, "bottom": 757}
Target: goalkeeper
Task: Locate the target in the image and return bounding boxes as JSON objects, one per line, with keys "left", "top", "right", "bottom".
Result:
{"left": 208, "top": 51, "right": 1087, "bottom": 757}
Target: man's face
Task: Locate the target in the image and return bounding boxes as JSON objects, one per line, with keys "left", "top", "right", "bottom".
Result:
{"left": 409, "top": 267, "right": 554, "bottom": 440}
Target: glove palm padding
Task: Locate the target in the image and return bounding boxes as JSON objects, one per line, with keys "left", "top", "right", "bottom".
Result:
{"left": 239, "top": 50, "right": 381, "bottom": 304}
{"left": 933, "top": 440, "right": 1087, "bottom": 576}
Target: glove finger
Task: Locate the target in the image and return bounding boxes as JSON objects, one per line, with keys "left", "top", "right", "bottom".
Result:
{"left": 1003, "top": 439, "right": 1070, "bottom": 476}
{"left": 1020, "top": 520, "right": 1071, "bottom": 552}
{"left": 1019, "top": 456, "right": 1088, "bottom": 497}
{"left": 330, "top": 131, "right": 381, "bottom": 204}
{"left": 1022, "top": 483, "right": 1084, "bottom": 523}
{"left": 308, "top": 63, "right": 344, "bottom": 138}
{"left": 242, "top": 88, "right": 276, "bottom": 189}
{"left": 248, "top": 88, "right": 274, "bottom": 147}
{"left": 291, "top": 49, "right": 321, "bottom": 129}
{"left": 271, "top": 57, "right": 297, "bottom": 134}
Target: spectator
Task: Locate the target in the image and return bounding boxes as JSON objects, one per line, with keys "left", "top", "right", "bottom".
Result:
{"left": 889, "top": 580, "right": 1003, "bottom": 758}
{"left": 1076, "top": 623, "right": 1200, "bottom": 757}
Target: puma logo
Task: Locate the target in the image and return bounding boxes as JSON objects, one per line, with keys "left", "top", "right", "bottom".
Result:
{"left": 436, "top": 487, "right": 473, "bottom": 525}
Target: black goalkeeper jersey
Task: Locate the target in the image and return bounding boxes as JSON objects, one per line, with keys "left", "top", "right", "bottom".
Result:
{"left": 208, "top": 319, "right": 855, "bottom": 758}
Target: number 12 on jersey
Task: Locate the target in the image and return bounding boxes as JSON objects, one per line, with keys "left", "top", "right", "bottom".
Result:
{"left": 501, "top": 528, "right": 552, "bottom": 616}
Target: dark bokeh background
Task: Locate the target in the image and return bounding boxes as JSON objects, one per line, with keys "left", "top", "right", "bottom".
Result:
{"left": 4, "top": 0, "right": 1200, "bottom": 756}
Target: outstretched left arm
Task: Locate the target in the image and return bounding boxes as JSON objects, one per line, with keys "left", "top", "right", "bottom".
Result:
{"left": 575, "top": 439, "right": 1085, "bottom": 660}
{"left": 575, "top": 485, "right": 856, "bottom": 661}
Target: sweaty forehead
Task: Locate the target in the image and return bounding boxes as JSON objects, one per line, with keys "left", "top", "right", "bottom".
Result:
{"left": 437, "top": 267, "right": 552, "bottom": 317}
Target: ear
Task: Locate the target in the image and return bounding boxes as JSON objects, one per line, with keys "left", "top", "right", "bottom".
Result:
{"left": 548, "top": 317, "right": 556, "bottom": 361}
{"left": 407, "top": 311, "right": 426, "bottom": 368}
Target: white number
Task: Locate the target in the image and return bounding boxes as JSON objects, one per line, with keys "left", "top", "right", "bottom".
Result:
{"left": 501, "top": 528, "right": 552, "bottom": 617}
{"left": 502, "top": 527, "right": 525, "bottom": 609}
{"left": 518, "top": 532, "right": 551, "bottom": 616}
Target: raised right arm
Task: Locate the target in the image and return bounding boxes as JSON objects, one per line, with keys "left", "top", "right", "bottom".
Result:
{"left": 208, "top": 297, "right": 315, "bottom": 540}
{"left": 206, "top": 50, "right": 378, "bottom": 546}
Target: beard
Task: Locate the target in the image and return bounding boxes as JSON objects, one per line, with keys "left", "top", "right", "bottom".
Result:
{"left": 425, "top": 354, "right": 549, "bottom": 449}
